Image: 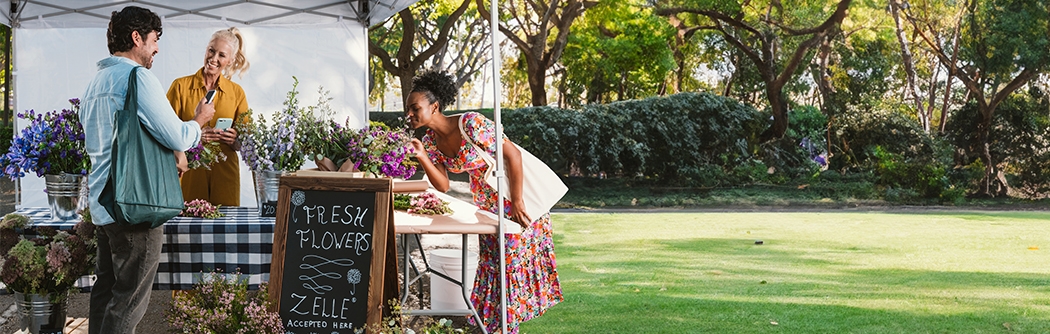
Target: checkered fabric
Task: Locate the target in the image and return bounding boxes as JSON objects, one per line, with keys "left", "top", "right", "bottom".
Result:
{"left": 17, "top": 206, "right": 274, "bottom": 290}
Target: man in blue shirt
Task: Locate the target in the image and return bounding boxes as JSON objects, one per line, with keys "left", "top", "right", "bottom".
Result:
{"left": 80, "top": 6, "right": 215, "bottom": 333}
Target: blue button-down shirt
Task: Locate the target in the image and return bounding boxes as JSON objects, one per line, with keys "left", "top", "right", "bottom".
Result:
{"left": 80, "top": 56, "right": 202, "bottom": 226}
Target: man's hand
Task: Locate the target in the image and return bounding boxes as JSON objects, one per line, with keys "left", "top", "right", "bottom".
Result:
{"left": 193, "top": 97, "right": 216, "bottom": 128}
{"left": 174, "top": 151, "right": 189, "bottom": 177}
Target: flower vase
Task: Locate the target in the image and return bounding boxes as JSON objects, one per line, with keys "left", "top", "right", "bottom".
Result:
{"left": 253, "top": 170, "right": 283, "bottom": 217}
{"left": 44, "top": 173, "right": 86, "bottom": 221}
{"left": 13, "top": 291, "right": 67, "bottom": 334}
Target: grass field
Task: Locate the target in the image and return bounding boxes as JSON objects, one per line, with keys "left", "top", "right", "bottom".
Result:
{"left": 520, "top": 211, "right": 1050, "bottom": 333}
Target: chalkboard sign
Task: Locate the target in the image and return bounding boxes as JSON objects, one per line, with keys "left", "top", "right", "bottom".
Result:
{"left": 269, "top": 176, "right": 392, "bottom": 333}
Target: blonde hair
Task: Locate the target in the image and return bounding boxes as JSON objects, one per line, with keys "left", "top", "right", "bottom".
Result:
{"left": 211, "top": 27, "right": 250, "bottom": 79}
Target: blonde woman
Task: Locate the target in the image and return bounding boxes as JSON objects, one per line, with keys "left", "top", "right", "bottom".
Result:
{"left": 167, "top": 27, "right": 251, "bottom": 205}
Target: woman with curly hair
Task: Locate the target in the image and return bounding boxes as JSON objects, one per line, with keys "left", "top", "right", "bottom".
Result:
{"left": 406, "top": 70, "right": 562, "bottom": 333}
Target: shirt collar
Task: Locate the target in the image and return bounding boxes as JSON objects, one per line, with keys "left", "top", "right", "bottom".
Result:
{"left": 97, "top": 56, "right": 140, "bottom": 70}
{"left": 191, "top": 67, "right": 229, "bottom": 93}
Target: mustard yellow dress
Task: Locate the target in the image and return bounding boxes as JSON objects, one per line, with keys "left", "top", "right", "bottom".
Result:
{"left": 166, "top": 68, "right": 249, "bottom": 206}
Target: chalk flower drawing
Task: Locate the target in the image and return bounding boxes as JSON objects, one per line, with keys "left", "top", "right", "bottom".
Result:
{"left": 347, "top": 268, "right": 362, "bottom": 302}
{"left": 291, "top": 190, "right": 306, "bottom": 207}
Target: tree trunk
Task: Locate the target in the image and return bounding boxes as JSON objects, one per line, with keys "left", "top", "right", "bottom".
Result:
{"left": 527, "top": 71, "right": 548, "bottom": 107}
{"left": 889, "top": 0, "right": 927, "bottom": 132}
{"left": 760, "top": 88, "right": 789, "bottom": 142}
{"left": 975, "top": 108, "right": 1002, "bottom": 197}
{"left": 813, "top": 36, "right": 834, "bottom": 115}
{"left": 399, "top": 72, "right": 414, "bottom": 108}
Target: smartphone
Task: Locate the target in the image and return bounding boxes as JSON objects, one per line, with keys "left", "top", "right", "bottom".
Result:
{"left": 205, "top": 90, "right": 217, "bottom": 104}
{"left": 215, "top": 118, "right": 233, "bottom": 130}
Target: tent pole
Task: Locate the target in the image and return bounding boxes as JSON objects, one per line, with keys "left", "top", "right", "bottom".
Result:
{"left": 489, "top": 0, "right": 507, "bottom": 332}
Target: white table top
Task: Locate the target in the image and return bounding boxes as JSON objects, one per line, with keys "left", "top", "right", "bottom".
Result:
{"left": 393, "top": 189, "right": 523, "bottom": 235}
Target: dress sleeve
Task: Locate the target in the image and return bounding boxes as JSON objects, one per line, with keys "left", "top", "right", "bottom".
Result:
{"left": 420, "top": 131, "right": 443, "bottom": 166}
{"left": 460, "top": 112, "right": 498, "bottom": 157}
{"left": 234, "top": 85, "right": 250, "bottom": 126}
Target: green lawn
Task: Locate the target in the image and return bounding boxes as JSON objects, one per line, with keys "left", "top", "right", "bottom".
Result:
{"left": 520, "top": 211, "right": 1050, "bottom": 333}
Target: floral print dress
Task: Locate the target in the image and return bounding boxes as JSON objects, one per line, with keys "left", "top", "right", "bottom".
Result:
{"left": 421, "top": 112, "right": 563, "bottom": 333}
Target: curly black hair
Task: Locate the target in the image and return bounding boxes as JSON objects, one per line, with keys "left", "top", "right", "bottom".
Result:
{"left": 411, "top": 70, "right": 457, "bottom": 112}
{"left": 107, "top": 6, "right": 163, "bottom": 54}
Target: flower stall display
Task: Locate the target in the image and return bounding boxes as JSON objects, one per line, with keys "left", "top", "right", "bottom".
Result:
{"left": 166, "top": 269, "right": 284, "bottom": 334}
{"left": 0, "top": 98, "right": 90, "bottom": 179}
{"left": 0, "top": 211, "right": 97, "bottom": 299}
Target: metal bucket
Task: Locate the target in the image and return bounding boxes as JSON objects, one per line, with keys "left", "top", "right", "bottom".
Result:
{"left": 44, "top": 173, "right": 85, "bottom": 221}
{"left": 14, "top": 291, "right": 67, "bottom": 334}
{"left": 253, "top": 170, "right": 282, "bottom": 216}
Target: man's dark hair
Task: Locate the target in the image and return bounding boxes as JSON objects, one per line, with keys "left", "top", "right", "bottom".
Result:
{"left": 107, "top": 6, "right": 162, "bottom": 54}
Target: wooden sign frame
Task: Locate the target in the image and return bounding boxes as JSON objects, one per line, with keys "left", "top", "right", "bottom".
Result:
{"left": 268, "top": 176, "right": 392, "bottom": 333}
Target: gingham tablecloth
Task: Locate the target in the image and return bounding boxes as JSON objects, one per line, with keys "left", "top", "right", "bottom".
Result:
{"left": 18, "top": 206, "right": 274, "bottom": 290}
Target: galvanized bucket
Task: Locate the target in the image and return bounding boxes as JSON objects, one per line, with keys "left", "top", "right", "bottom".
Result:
{"left": 14, "top": 291, "right": 67, "bottom": 334}
{"left": 44, "top": 173, "right": 86, "bottom": 221}
{"left": 253, "top": 170, "right": 282, "bottom": 216}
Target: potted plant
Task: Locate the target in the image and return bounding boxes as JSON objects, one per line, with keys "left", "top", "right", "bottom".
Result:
{"left": 166, "top": 269, "right": 284, "bottom": 334}
{"left": 0, "top": 210, "right": 97, "bottom": 333}
{"left": 0, "top": 98, "right": 91, "bottom": 220}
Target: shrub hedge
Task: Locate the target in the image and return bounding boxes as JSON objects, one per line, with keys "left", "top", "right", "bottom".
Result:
{"left": 371, "top": 91, "right": 1047, "bottom": 201}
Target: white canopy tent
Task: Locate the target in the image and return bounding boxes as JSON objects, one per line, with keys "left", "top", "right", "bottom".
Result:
{"left": 1, "top": 0, "right": 417, "bottom": 209}
{"left": 3, "top": 0, "right": 513, "bottom": 332}
{"left": 0, "top": 0, "right": 508, "bottom": 331}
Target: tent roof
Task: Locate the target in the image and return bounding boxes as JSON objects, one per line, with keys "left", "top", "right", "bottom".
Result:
{"left": 1, "top": 0, "right": 416, "bottom": 28}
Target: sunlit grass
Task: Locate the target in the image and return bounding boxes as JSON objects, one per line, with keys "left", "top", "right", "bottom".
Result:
{"left": 521, "top": 211, "right": 1050, "bottom": 333}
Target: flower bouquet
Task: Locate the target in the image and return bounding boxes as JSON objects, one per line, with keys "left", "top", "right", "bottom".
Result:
{"left": 393, "top": 193, "right": 452, "bottom": 215}
{"left": 236, "top": 77, "right": 308, "bottom": 173}
{"left": 0, "top": 98, "right": 90, "bottom": 179}
{"left": 166, "top": 269, "right": 284, "bottom": 334}
{"left": 0, "top": 210, "right": 97, "bottom": 302}
{"left": 297, "top": 87, "right": 355, "bottom": 171}
{"left": 181, "top": 199, "right": 225, "bottom": 218}
{"left": 185, "top": 141, "right": 227, "bottom": 170}
{"left": 345, "top": 122, "right": 418, "bottom": 179}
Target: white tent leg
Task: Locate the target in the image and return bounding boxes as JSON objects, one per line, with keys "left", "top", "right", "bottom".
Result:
{"left": 489, "top": 0, "right": 507, "bottom": 332}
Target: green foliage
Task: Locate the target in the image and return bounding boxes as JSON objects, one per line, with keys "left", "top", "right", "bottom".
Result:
{"left": 0, "top": 122, "right": 11, "bottom": 156}
{"left": 826, "top": 34, "right": 899, "bottom": 110}
{"left": 960, "top": 0, "right": 1050, "bottom": 78}
{"left": 829, "top": 105, "right": 935, "bottom": 171}
{"left": 502, "top": 106, "right": 598, "bottom": 175}
{"left": 561, "top": 1, "right": 676, "bottom": 106}
{"left": 502, "top": 92, "right": 767, "bottom": 186}
{"left": 946, "top": 94, "right": 1050, "bottom": 197}
{"left": 786, "top": 105, "right": 828, "bottom": 143}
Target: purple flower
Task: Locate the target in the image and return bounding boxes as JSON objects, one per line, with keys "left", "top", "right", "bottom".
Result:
{"left": 0, "top": 99, "right": 90, "bottom": 179}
